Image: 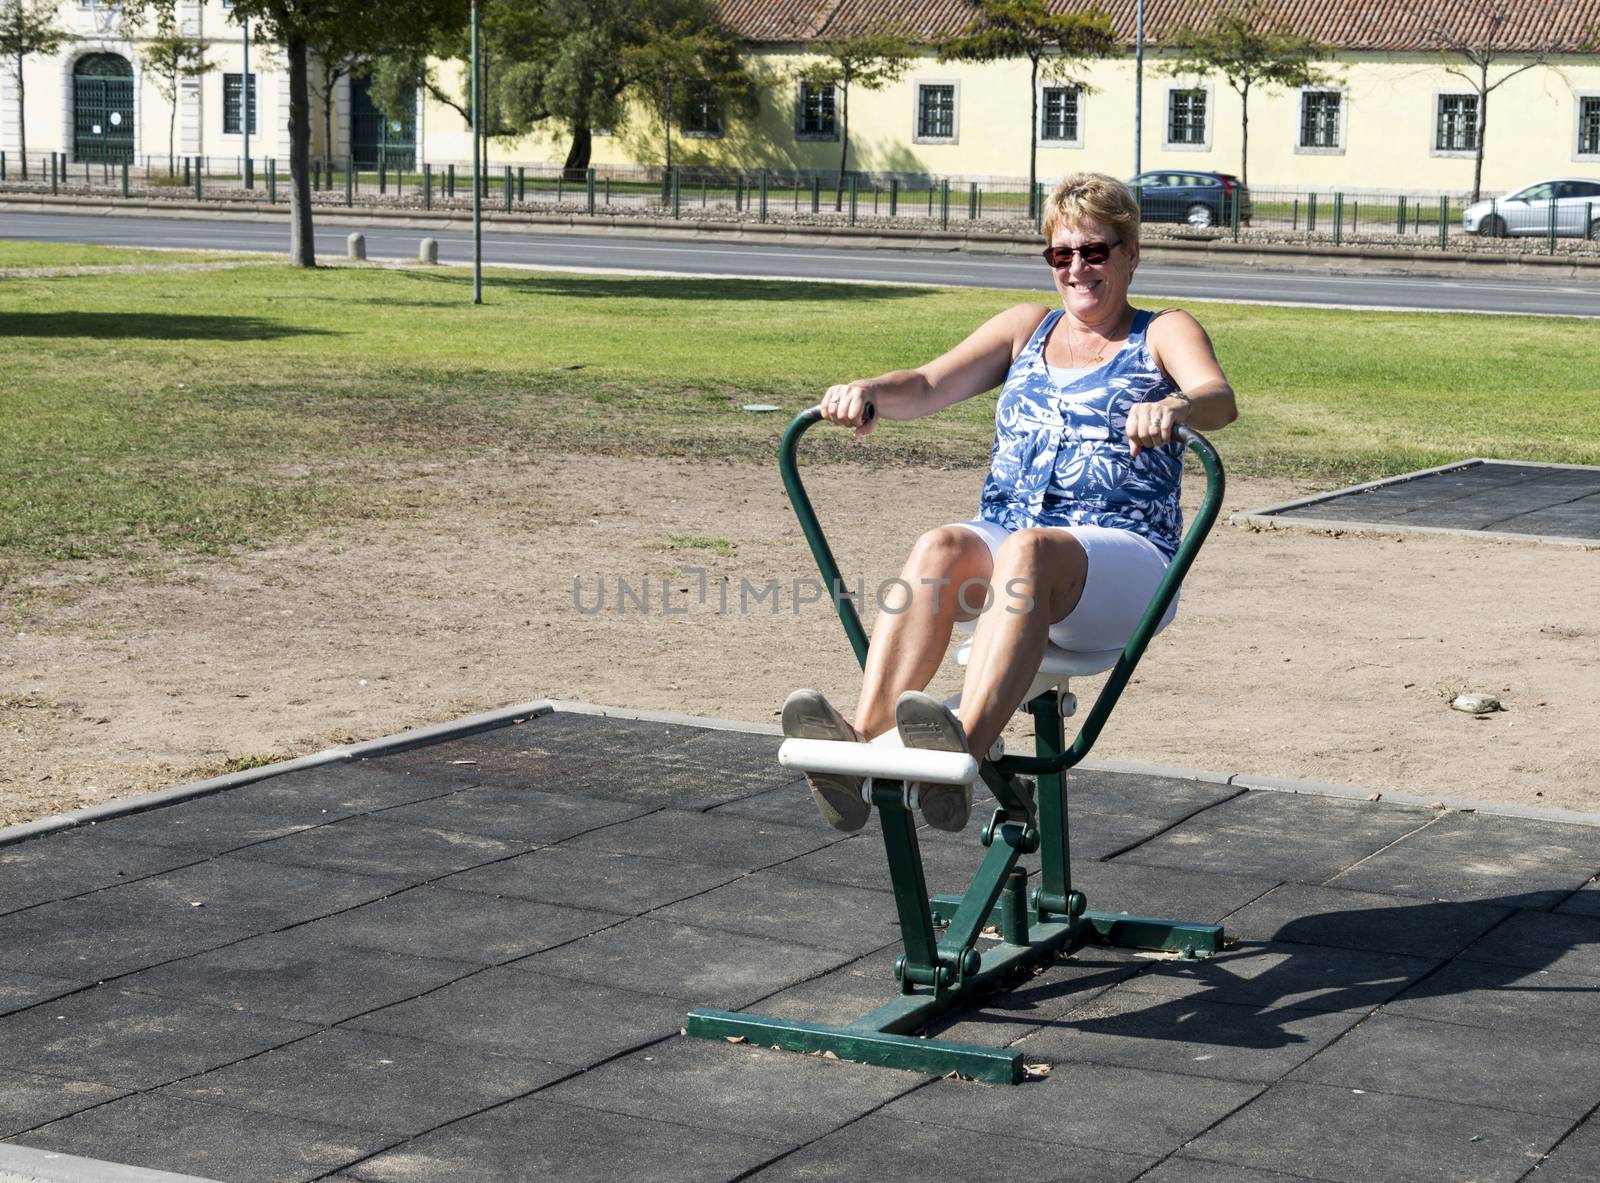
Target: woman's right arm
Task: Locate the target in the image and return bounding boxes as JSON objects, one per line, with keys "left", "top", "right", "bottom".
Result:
{"left": 820, "top": 303, "right": 1051, "bottom": 436}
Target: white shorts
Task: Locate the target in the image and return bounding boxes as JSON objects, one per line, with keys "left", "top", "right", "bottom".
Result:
{"left": 950, "top": 519, "right": 1178, "bottom": 652}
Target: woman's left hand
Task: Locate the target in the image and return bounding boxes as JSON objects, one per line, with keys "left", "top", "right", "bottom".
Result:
{"left": 1128, "top": 396, "right": 1191, "bottom": 458}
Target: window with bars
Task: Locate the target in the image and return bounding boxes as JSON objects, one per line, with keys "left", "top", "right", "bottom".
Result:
{"left": 223, "top": 73, "right": 256, "bottom": 136}
{"left": 682, "top": 81, "right": 721, "bottom": 136}
{"left": 1040, "top": 86, "right": 1079, "bottom": 142}
{"left": 1435, "top": 93, "right": 1479, "bottom": 151}
{"left": 1580, "top": 97, "right": 1600, "bottom": 156}
{"left": 917, "top": 84, "right": 956, "bottom": 140}
{"left": 1167, "top": 88, "right": 1206, "bottom": 146}
{"left": 1299, "top": 90, "right": 1341, "bottom": 149}
{"left": 796, "top": 82, "right": 837, "bottom": 138}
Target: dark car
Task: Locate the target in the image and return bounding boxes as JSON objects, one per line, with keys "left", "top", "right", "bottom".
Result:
{"left": 1127, "top": 171, "right": 1252, "bottom": 229}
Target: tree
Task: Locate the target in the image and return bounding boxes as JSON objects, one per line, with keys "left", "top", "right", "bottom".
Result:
{"left": 139, "top": 28, "right": 214, "bottom": 175}
{"left": 797, "top": 30, "right": 915, "bottom": 212}
{"left": 307, "top": 31, "right": 363, "bottom": 172}
{"left": 370, "top": 2, "right": 565, "bottom": 170}
{"left": 621, "top": 0, "right": 754, "bottom": 173}
{"left": 0, "top": 0, "right": 66, "bottom": 179}
{"left": 1400, "top": 0, "right": 1559, "bottom": 202}
{"left": 393, "top": 0, "right": 751, "bottom": 178}
{"left": 1161, "top": 1, "right": 1331, "bottom": 190}
{"left": 939, "top": 0, "right": 1117, "bottom": 218}
{"left": 117, "top": 0, "right": 460, "bottom": 266}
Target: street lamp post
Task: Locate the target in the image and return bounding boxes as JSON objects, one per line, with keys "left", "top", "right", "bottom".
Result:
{"left": 242, "top": 16, "right": 252, "bottom": 189}
{"left": 471, "top": 0, "right": 482, "bottom": 305}
{"left": 1133, "top": 0, "right": 1144, "bottom": 176}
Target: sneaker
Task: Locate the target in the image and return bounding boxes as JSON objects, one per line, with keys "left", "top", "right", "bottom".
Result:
{"left": 781, "top": 689, "right": 869, "bottom": 832}
{"left": 894, "top": 691, "right": 973, "bottom": 833}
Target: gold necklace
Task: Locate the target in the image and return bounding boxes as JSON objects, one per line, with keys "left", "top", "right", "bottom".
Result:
{"left": 1066, "top": 309, "right": 1129, "bottom": 367}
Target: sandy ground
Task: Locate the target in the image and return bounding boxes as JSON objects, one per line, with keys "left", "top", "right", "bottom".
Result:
{"left": 3, "top": 453, "right": 1596, "bottom": 829}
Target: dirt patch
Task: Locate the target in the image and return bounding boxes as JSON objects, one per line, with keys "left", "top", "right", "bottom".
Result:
{"left": 3, "top": 454, "right": 1596, "bottom": 828}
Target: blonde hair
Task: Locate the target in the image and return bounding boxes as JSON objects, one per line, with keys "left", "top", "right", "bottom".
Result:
{"left": 1042, "top": 172, "right": 1141, "bottom": 245}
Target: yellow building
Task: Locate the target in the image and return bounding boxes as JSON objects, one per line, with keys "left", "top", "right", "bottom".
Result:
{"left": 5, "top": 0, "right": 1599, "bottom": 198}
{"left": 434, "top": 0, "right": 1600, "bottom": 197}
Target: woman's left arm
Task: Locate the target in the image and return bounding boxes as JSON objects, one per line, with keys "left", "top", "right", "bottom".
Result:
{"left": 1131, "top": 309, "right": 1238, "bottom": 456}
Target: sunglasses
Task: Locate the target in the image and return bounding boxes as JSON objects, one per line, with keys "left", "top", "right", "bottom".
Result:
{"left": 1041, "top": 241, "right": 1120, "bottom": 268}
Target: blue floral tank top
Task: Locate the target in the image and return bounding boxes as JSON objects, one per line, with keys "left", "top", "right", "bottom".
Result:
{"left": 978, "top": 308, "right": 1183, "bottom": 558}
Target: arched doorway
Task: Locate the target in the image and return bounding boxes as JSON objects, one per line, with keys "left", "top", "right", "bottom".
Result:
{"left": 74, "top": 53, "right": 135, "bottom": 162}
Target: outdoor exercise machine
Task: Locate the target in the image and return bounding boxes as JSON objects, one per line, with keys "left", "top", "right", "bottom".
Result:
{"left": 686, "top": 405, "right": 1227, "bottom": 1083}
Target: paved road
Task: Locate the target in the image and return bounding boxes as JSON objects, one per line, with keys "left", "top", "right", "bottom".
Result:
{"left": 8, "top": 209, "right": 1599, "bottom": 317}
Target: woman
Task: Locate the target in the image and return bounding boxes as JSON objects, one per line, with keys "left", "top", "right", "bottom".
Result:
{"left": 784, "top": 172, "right": 1237, "bottom": 834}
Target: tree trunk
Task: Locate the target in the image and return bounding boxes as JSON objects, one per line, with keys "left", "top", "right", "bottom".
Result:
{"left": 835, "top": 78, "right": 848, "bottom": 212}
{"left": 664, "top": 79, "right": 672, "bottom": 172}
{"left": 562, "top": 123, "right": 591, "bottom": 177}
{"left": 1471, "top": 64, "right": 1488, "bottom": 203}
{"left": 16, "top": 53, "right": 27, "bottom": 179}
{"left": 168, "top": 79, "right": 177, "bottom": 176}
{"left": 1239, "top": 80, "right": 1250, "bottom": 190}
{"left": 286, "top": 33, "right": 316, "bottom": 267}
{"left": 1027, "top": 55, "right": 1038, "bottom": 220}
{"left": 322, "top": 71, "right": 334, "bottom": 172}
{"left": 1471, "top": 101, "right": 1486, "bottom": 203}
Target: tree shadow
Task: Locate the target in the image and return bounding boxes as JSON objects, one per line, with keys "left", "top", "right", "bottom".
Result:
{"left": 1057, "top": 891, "right": 1600, "bottom": 1051}
{"left": 390, "top": 269, "right": 932, "bottom": 303}
{"left": 0, "top": 312, "right": 334, "bottom": 341}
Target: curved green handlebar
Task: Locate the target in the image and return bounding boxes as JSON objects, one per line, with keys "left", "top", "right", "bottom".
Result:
{"left": 777, "top": 405, "right": 1225, "bottom": 776}
{"left": 779, "top": 407, "right": 872, "bottom": 667}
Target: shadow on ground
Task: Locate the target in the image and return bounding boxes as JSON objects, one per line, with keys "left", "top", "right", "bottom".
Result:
{"left": 392, "top": 270, "right": 937, "bottom": 303}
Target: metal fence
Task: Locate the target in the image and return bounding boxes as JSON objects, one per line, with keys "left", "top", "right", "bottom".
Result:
{"left": 3, "top": 151, "right": 1597, "bottom": 257}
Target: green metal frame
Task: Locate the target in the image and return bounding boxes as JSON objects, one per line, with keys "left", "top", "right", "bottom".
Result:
{"left": 686, "top": 408, "right": 1227, "bottom": 1083}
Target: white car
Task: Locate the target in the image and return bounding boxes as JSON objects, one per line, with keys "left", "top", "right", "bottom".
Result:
{"left": 1461, "top": 178, "right": 1600, "bottom": 239}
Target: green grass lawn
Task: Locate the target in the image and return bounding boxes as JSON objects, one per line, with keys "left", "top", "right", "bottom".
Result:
{"left": 0, "top": 241, "right": 268, "bottom": 268}
{"left": 2, "top": 246, "right": 1594, "bottom": 578}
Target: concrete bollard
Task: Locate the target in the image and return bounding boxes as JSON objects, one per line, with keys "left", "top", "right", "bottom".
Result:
{"left": 418, "top": 237, "right": 439, "bottom": 264}
{"left": 346, "top": 232, "right": 366, "bottom": 261}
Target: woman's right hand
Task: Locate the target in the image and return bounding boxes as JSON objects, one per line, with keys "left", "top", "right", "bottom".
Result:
{"left": 821, "top": 383, "right": 878, "bottom": 438}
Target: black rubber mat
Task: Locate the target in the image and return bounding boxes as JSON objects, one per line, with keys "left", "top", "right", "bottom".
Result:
{"left": 1246, "top": 460, "right": 1600, "bottom": 541}
{"left": 5, "top": 709, "right": 1600, "bottom": 1182}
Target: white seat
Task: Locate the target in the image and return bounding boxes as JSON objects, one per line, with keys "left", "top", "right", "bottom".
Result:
{"left": 954, "top": 638, "right": 1122, "bottom": 709}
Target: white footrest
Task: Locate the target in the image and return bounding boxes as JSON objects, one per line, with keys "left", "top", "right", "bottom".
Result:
{"left": 778, "top": 738, "right": 979, "bottom": 786}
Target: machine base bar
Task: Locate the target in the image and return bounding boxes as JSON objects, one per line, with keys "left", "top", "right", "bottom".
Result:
{"left": 685, "top": 1009, "right": 1026, "bottom": 1084}
{"left": 931, "top": 895, "right": 1224, "bottom": 958}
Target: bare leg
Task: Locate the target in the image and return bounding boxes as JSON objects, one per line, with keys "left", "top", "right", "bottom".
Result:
{"left": 854, "top": 526, "right": 993, "bottom": 739}
{"left": 956, "top": 528, "right": 1087, "bottom": 759}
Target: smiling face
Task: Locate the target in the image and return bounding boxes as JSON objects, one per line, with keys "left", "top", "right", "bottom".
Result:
{"left": 1049, "top": 216, "right": 1140, "bottom": 327}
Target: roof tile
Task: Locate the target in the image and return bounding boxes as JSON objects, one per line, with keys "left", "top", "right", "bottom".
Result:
{"left": 721, "top": 0, "right": 1600, "bottom": 54}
